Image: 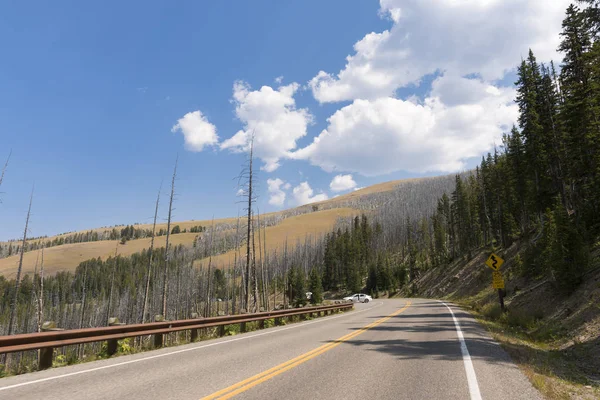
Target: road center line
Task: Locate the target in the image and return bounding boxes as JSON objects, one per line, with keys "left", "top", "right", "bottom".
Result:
{"left": 439, "top": 301, "right": 482, "bottom": 400}
{"left": 0, "top": 302, "right": 383, "bottom": 392}
{"left": 202, "top": 301, "right": 412, "bottom": 400}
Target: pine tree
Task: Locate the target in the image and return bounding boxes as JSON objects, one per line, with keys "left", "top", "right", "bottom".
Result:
{"left": 308, "top": 268, "right": 323, "bottom": 305}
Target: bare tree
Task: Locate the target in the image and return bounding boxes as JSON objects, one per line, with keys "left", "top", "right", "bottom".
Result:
{"left": 106, "top": 245, "right": 119, "bottom": 323}
{"left": 161, "top": 156, "right": 178, "bottom": 318}
{"left": 7, "top": 186, "right": 33, "bottom": 339}
{"left": 237, "top": 135, "right": 256, "bottom": 311}
{"left": 251, "top": 211, "right": 258, "bottom": 311}
{"left": 0, "top": 149, "right": 11, "bottom": 198}
{"left": 142, "top": 183, "right": 162, "bottom": 323}
{"left": 205, "top": 216, "right": 215, "bottom": 317}
{"left": 37, "top": 246, "right": 45, "bottom": 333}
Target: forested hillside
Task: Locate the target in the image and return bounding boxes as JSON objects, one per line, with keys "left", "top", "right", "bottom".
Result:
{"left": 1, "top": 1, "right": 600, "bottom": 379}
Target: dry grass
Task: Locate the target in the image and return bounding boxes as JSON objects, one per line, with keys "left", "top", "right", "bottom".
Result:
{"left": 0, "top": 208, "right": 360, "bottom": 277}
{"left": 0, "top": 233, "right": 199, "bottom": 278}
{"left": 195, "top": 207, "right": 359, "bottom": 268}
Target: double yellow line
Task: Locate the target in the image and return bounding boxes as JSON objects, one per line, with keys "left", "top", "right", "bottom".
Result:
{"left": 201, "top": 301, "right": 412, "bottom": 400}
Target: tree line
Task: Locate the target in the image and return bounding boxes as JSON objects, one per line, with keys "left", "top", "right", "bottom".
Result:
{"left": 0, "top": 224, "right": 207, "bottom": 258}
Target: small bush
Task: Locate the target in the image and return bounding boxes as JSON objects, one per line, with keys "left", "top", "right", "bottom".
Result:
{"left": 264, "top": 318, "right": 275, "bottom": 328}
{"left": 224, "top": 324, "right": 240, "bottom": 336}
{"left": 506, "top": 310, "right": 534, "bottom": 329}
{"left": 54, "top": 354, "right": 67, "bottom": 367}
{"left": 481, "top": 303, "right": 503, "bottom": 320}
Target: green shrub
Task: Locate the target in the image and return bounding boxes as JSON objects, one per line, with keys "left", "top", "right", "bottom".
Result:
{"left": 506, "top": 310, "right": 534, "bottom": 329}
{"left": 264, "top": 318, "right": 275, "bottom": 328}
{"left": 481, "top": 303, "right": 503, "bottom": 320}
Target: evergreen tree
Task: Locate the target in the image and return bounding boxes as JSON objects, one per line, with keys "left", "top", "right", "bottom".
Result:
{"left": 308, "top": 268, "right": 323, "bottom": 305}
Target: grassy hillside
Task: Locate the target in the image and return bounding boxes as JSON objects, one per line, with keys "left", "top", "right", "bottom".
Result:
{"left": 195, "top": 207, "right": 359, "bottom": 268}
{"left": 0, "top": 174, "right": 456, "bottom": 278}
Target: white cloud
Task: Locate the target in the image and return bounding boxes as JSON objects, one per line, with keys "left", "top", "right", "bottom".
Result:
{"left": 275, "top": 76, "right": 284, "bottom": 84}
{"left": 329, "top": 174, "right": 357, "bottom": 192}
{"left": 220, "top": 81, "right": 313, "bottom": 172}
{"left": 267, "top": 178, "right": 290, "bottom": 207}
{"left": 172, "top": 111, "right": 219, "bottom": 152}
{"left": 292, "top": 182, "right": 329, "bottom": 206}
{"left": 295, "top": 74, "right": 518, "bottom": 176}
{"left": 236, "top": 188, "right": 245, "bottom": 196}
{"left": 309, "top": 0, "right": 570, "bottom": 103}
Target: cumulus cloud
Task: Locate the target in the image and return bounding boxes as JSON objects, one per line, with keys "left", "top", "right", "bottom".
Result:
{"left": 292, "top": 182, "right": 329, "bottom": 206}
{"left": 172, "top": 111, "right": 219, "bottom": 152}
{"left": 309, "top": 0, "right": 570, "bottom": 103}
{"left": 295, "top": 74, "right": 518, "bottom": 176}
{"left": 267, "top": 178, "right": 290, "bottom": 207}
{"left": 220, "top": 81, "right": 313, "bottom": 172}
{"left": 329, "top": 174, "right": 357, "bottom": 192}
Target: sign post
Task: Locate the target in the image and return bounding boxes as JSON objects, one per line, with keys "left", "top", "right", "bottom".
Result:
{"left": 485, "top": 253, "right": 506, "bottom": 312}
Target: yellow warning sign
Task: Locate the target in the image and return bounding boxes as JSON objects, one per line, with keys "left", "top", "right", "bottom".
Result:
{"left": 492, "top": 271, "right": 505, "bottom": 289}
{"left": 485, "top": 253, "right": 505, "bottom": 271}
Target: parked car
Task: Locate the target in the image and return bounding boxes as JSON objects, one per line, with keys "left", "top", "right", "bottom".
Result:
{"left": 343, "top": 293, "right": 372, "bottom": 303}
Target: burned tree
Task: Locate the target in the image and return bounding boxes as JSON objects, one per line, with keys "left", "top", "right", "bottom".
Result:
{"left": 7, "top": 186, "right": 33, "bottom": 337}
{"left": 236, "top": 136, "right": 258, "bottom": 312}
{"left": 0, "top": 149, "right": 11, "bottom": 202}
{"left": 161, "top": 157, "right": 178, "bottom": 319}
{"left": 142, "top": 183, "right": 162, "bottom": 323}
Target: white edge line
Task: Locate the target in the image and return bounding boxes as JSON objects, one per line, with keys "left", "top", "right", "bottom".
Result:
{"left": 438, "top": 301, "right": 483, "bottom": 400}
{"left": 0, "top": 302, "right": 384, "bottom": 392}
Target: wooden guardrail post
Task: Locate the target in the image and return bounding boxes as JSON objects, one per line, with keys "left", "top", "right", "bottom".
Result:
{"left": 190, "top": 313, "right": 200, "bottom": 342}
{"left": 39, "top": 321, "right": 63, "bottom": 370}
{"left": 240, "top": 309, "right": 247, "bottom": 333}
{"left": 106, "top": 318, "right": 126, "bottom": 356}
{"left": 153, "top": 315, "right": 164, "bottom": 348}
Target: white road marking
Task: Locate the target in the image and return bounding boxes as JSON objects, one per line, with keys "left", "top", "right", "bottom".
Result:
{"left": 439, "top": 301, "right": 483, "bottom": 400}
{"left": 0, "top": 302, "right": 383, "bottom": 392}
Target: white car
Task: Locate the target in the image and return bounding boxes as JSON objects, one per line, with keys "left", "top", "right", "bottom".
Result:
{"left": 343, "top": 293, "right": 372, "bottom": 303}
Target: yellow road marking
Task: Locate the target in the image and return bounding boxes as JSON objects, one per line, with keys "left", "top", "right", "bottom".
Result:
{"left": 201, "top": 301, "right": 412, "bottom": 400}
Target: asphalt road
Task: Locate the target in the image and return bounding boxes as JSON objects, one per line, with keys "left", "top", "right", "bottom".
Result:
{"left": 0, "top": 299, "right": 542, "bottom": 400}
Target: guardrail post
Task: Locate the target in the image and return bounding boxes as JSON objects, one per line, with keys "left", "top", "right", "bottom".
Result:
{"left": 39, "top": 321, "right": 63, "bottom": 370}
{"left": 259, "top": 319, "right": 265, "bottom": 329}
{"left": 275, "top": 317, "right": 282, "bottom": 326}
{"left": 190, "top": 313, "right": 200, "bottom": 342}
{"left": 218, "top": 324, "right": 226, "bottom": 337}
{"left": 107, "top": 318, "right": 126, "bottom": 356}
{"left": 239, "top": 309, "right": 247, "bottom": 333}
{"left": 153, "top": 315, "right": 164, "bottom": 348}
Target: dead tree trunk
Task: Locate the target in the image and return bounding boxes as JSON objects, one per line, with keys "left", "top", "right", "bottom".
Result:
{"left": 161, "top": 157, "right": 178, "bottom": 319}
{"left": 257, "top": 211, "right": 266, "bottom": 308}
{"left": 38, "top": 246, "right": 45, "bottom": 333}
{"left": 0, "top": 149, "right": 11, "bottom": 196}
{"left": 244, "top": 139, "right": 255, "bottom": 311}
{"left": 78, "top": 260, "right": 88, "bottom": 358}
{"left": 7, "top": 186, "right": 33, "bottom": 337}
{"left": 106, "top": 245, "right": 118, "bottom": 324}
{"left": 142, "top": 184, "right": 162, "bottom": 323}
{"left": 205, "top": 217, "right": 215, "bottom": 317}
{"left": 251, "top": 212, "right": 258, "bottom": 312}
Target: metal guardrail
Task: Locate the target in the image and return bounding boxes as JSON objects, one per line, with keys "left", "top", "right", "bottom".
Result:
{"left": 0, "top": 302, "right": 353, "bottom": 370}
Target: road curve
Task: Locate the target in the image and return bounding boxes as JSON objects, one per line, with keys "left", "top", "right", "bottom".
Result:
{"left": 0, "top": 299, "right": 541, "bottom": 400}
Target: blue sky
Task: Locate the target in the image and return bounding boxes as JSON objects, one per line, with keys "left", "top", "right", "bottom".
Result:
{"left": 0, "top": 0, "right": 570, "bottom": 240}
